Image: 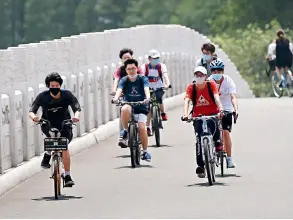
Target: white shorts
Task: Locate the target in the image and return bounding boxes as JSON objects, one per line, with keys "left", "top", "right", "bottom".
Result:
{"left": 133, "top": 114, "right": 147, "bottom": 124}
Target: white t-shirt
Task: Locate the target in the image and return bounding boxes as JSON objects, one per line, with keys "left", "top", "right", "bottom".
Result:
{"left": 140, "top": 63, "right": 168, "bottom": 90}
{"left": 208, "top": 75, "right": 236, "bottom": 112}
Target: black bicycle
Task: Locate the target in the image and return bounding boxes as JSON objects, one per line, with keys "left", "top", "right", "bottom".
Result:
{"left": 149, "top": 86, "right": 171, "bottom": 147}
{"left": 37, "top": 119, "right": 75, "bottom": 199}
{"left": 112, "top": 100, "right": 145, "bottom": 168}
{"left": 182, "top": 113, "right": 225, "bottom": 185}
{"left": 217, "top": 111, "right": 238, "bottom": 177}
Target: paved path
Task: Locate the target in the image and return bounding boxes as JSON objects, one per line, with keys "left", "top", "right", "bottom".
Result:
{"left": 0, "top": 98, "right": 292, "bottom": 218}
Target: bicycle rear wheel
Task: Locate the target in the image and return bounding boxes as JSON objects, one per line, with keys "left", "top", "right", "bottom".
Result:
{"left": 129, "top": 124, "right": 138, "bottom": 168}
{"left": 53, "top": 155, "right": 61, "bottom": 199}
{"left": 152, "top": 106, "right": 161, "bottom": 147}
{"left": 271, "top": 72, "right": 284, "bottom": 98}
{"left": 220, "top": 151, "right": 226, "bottom": 177}
{"left": 285, "top": 71, "right": 293, "bottom": 97}
{"left": 203, "top": 138, "right": 214, "bottom": 185}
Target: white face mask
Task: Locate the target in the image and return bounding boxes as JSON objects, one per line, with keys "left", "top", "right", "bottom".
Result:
{"left": 128, "top": 74, "right": 138, "bottom": 79}
{"left": 194, "top": 76, "right": 205, "bottom": 85}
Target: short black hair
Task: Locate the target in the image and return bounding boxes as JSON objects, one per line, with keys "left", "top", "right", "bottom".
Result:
{"left": 45, "top": 72, "right": 63, "bottom": 87}
{"left": 124, "top": 58, "right": 138, "bottom": 68}
{"left": 201, "top": 43, "right": 215, "bottom": 53}
{"left": 119, "top": 48, "right": 133, "bottom": 59}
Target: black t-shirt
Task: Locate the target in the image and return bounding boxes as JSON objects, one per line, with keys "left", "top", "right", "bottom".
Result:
{"left": 276, "top": 38, "right": 292, "bottom": 60}
{"left": 29, "top": 90, "right": 81, "bottom": 128}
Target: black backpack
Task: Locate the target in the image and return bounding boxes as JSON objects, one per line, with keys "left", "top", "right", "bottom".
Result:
{"left": 189, "top": 81, "right": 215, "bottom": 115}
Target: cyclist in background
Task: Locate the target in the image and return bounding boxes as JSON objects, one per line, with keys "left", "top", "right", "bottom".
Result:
{"left": 182, "top": 66, "right": 224, "bottom": 178}
{"left": 29, "top": 72, "right": 81, "bottom": 187}
{"left": 267, "top": 30, "right": 293, "bottom": 88}
{"left": 111, "top": 48, "right": 144, "bottom": 95}
{"left": 195, "top": 43, "right": 217, "bottom": 77}
{"left": 209, "top": 58, "right": 238, "bottom": 168}
{"left": 111, "top": 48, "right": 143, "bottom": 146}
{"left": 112, "top": 58, "right": 152, "bottom": 161}
{"left": 266, "top": 39, "right": 276, "bottom": 76}
{"left": 140, "top": 49, "right": 171, "bottom": 136}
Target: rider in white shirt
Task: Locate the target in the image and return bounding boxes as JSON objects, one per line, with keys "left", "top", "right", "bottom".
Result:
{"left": 208, "top": 58, "right": 238, "bottom": 168}
{"left": 140, "top": 49, "right": 171, "bottom": 136}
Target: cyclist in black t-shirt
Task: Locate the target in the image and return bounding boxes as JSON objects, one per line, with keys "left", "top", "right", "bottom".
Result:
{"left": 29, "top": 72, "right": 81, "bottom": 187}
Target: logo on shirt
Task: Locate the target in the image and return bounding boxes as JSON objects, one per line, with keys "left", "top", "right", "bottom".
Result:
{"left": 129, "top": 86, "right": 140, "bottom": 97}
{"left": 196, "top": 95, "right": 210, "bottom": 106}
{"left": 48, "top": 107, "right": 63, "bottom": 112}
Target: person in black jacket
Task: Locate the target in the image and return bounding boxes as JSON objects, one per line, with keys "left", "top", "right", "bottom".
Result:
{"left": 29, "top": 72, "right": 81, "bottom": 187}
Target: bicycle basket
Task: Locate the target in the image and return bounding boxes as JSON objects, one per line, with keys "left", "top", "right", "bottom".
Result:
{"left": 44, "top": 137, "right": 68, "bottom": 151}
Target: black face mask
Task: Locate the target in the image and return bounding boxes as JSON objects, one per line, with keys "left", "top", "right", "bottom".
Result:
{"left": 49, "top": 88, "right": 60, "bottom": 96}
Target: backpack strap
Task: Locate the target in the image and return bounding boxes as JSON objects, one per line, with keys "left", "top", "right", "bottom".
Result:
{"left": 201, "top": 58, "right": 208, "bottom": 69}
{"left": 207, "top": 81, "right": 215, "bottom": 103}
{"left": 157, "top": 63, "right": 163, "bottom": 83}
{"left": 189, "top": 83, "right": 197, "bottom": 115}
{"left": 145, "top": 63, "right": 149, "bottom": 77}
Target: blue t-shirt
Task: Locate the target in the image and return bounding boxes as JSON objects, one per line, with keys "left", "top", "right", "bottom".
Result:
{"left": 118, "top": 75, "right": 149, "bottom": 115}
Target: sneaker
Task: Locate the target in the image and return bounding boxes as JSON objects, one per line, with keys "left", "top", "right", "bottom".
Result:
{"left": 227, "top": 157, "right": 236, "bottom": 168}
{"left": 161, "top": 113, "right": 168, "bottom": 121}
{"left": 64, "top": 175, "right": 75, "bottom": 187}
{"left": 141, "top": 151, "right": 151, "bottom": 162}
{"left": 118, "top": 130, "right": 128, "bottom": 148}
{"left": 147, "top": 127, "right": 152, "bottom": 136}
{"left": 196, "top": 166, "right": 205, "bottom": 178}
{"left": 41, "top": 153, "right": 51, "bottom": 169}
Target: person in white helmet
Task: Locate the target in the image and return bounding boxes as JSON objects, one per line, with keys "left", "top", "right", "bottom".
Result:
{"left": 208, "top": 58, "right": 238, "bottom": 168}
{"left": 140, "top": 49, "right": 171, "bottom": 136}
{"left": 182, "top": 66, "right": 224, "bottom": 178}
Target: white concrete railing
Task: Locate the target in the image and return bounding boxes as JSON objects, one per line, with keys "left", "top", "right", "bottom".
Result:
{"left": 0, "top": 24, "right": 254, "bottom": 174}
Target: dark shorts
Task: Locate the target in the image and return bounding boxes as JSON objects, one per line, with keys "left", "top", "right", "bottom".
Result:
{"left": 276, "top": 58, "right": 292, "bottom": 69}
{"left": 268, "top": 58, "right": 276, "bottom": 70}
{"left": 41, "top": 124, "right": 73, "bottom": 143}
{"left": 222, "top": 113, "right": 233, "bottom": 132}
{"left": 151, "top": 89, "right": 165, "bottom": 104}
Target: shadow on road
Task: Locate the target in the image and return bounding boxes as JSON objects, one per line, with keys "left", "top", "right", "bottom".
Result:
{"left": 114, "top": 164, "right": 155, "bottom": 169}
{"left": 115, "top": 155, "right": 131, "bottom": 159}
{"left": 148, "top": 144, "right": 173, "bottom": 148}
{"left": 185, "top": 182, "right": 229, "bottom": 187}
{"left": 32, "top": 195, "right": 83, "bottom": 202}
{"left": 215, "top": 173, "right": 241, "bottom": 178}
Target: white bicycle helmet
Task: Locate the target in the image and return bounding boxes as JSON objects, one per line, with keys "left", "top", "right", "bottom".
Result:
{"left": 148, "top": 49, "right": 160, "bottom": 58}
{"left": 209, "top": 58, "right": 225, "bottom": 70}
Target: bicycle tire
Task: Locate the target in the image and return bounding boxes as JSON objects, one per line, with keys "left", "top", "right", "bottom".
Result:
{"left": 53, "top": 156, "right": 61, "bottom": 199}
{"left": 285, "top": 71, "right": 293, "bottom": 97}
{"left": 220, "top": 151, "right": 225, "bottom": 177}
{"left": 135, "top": 132, "right": 141, "bottom": 166}
{"left": 271, "top": 72, "right": 283, "bottom": 98}
{"left": 152, "top": 105, "right": 161, "bottom": 147}
{"left": 203, "top": 138, "right": 213, "bottom": 185}
{"left": 128, "top": 124, "right": 137, "bottom": 168}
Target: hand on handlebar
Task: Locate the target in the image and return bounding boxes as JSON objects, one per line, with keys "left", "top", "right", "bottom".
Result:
{"left": 217, "top": 111, "right": 225, "bottom": 119}
{"left": 110, "top": 90, "right": 116, "bottom": 96}
{"left": 72, "top": 117, "right": 79, "bottom": 123}
{"left": 32, "top": 116, "right": 41, "bottom": 122}
{"left": 111, "top": 99, "right": 119, "bottom": 104}
{"left": 144, "top": 98, "right": 151, "bottom": 104}
{"left": 181, "top": 116, "right": 188, "bottom": 121}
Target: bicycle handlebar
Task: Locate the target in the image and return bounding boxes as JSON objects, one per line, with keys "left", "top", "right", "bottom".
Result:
{"left": 37, "top": 119, "right": 75, "bottom": 128}
{"left": 149, "top": 85, "right": 172, "bottom": 92}
{"left": 111, "top": 100, "right": 146, "bottom": 106}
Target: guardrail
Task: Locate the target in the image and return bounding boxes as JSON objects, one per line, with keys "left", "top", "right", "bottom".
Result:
{"left": 0, "top": 24, "right": 254, "bottom": 175}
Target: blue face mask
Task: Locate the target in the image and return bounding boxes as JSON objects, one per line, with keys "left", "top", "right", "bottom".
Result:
{"left": 151, "top": 59, "right": 160, "bottom": 66}
{"left": 203, "top": 54, "right": 211, "bottom": 61}
{"left": 212, "top": 74, "right": 223, "bottom": 81}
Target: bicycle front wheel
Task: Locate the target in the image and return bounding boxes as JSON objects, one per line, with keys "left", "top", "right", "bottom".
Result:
{"left": 53, "top": 155, "right": 61, "bottom": 199}
{"left": 152, "top": 105, "right": 161, "bottom": 147}
{"left": 203, "top": 138, "right": 214, "bottom": 185}
{"left": 128, "top": 124, "right": 138, "bottom": 168}
{"left": 285, "top": 71, "right": 293, "bottom": 97}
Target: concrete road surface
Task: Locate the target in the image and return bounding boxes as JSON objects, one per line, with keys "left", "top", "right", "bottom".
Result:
{"left": 0, "top": 98, "right": 292, "bottom": 219}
